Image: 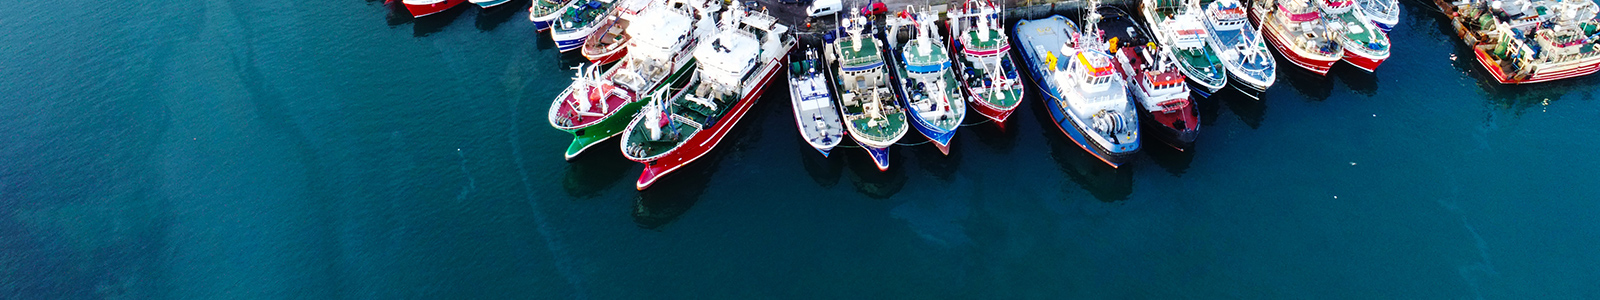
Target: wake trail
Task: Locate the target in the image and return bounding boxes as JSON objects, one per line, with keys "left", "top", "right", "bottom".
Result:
{"left": 455, "top": 148, "right": 476, "bottom": 201}
{"left": 508, "top": 91, "right": 590, "bottom": 299}
{"left": 1441, "top": 174, "right": 1496, "bottom": 300}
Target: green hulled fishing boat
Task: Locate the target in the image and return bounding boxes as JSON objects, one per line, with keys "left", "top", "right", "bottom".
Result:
{"left": 828, "top": 12, "right": 908, "bottom": 171}
{"left": 1143, "top": 0, "right": 1229, "bottom": 96}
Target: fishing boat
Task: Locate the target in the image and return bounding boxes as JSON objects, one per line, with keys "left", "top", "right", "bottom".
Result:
{"left": 469, "top": 0, "right": 513, "bottom": 9}
{"left": 1354, "top": 0, "right": 1399, "bottom": 31}
{"left": 530, "top": 0, "right": 580, "bottom": 31}
{"left": 1439, "top": 0, "right": 1600, "bottom": 84}
{"left": 620, "top": 3, "right": 794, "bottom": 190}
{"left": 788, "top": 36, "right": 846, "bottom": 157}
{"left": 552, "top": 0, "right": 618, "bottom": 52}
{"left": 579, "top": 0, "right": 658, "bottom": 64}
{"left": 1203, "top": 0, "right": 1277, "bottom": 97}
{"left": 549, "top": 0, "right": 718, "bottom": 160}
{"left": 1098, "top": 5, "right": 1200, "bottom": 150}
{"left": 828, "top": 12, "right": 908, "bottom": 171}
{"left": 947, "top": 0, "right": 1026, "bottom": 128}
{"left": 1252, "top": 0, "right": 1344, "bottom": 75}
{"left": 1321, "top": 0, "right": 1391, "bottom": 72}
{"left": 403, "top": 0, "right": 466, "bottom": 18}
{"left": 887, "top": 7, "right": 965, "bottom": 155}
{"left": 1142, "top": 0, "right": 1229, "bottom": 96}
{"left": 1015, "top": 14, "right": 1141, "bottom": 168}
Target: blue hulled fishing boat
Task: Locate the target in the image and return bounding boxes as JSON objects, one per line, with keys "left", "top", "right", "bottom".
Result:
{"left": 1015, "top": 14, "right": 1141, "bottom": 167}
{"left": 886, "top": 7, "right": 965, "bottom": 154}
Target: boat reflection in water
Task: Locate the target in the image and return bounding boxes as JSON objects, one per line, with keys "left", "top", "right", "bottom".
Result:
{"left": 1331, "top": 65, "right": 1379, "bottom": 96}
{"left": 1217, "top": 88, "right": 1268, "bottom": 129}
{"left": 1143, "top": 138, "right": 1197, "bottom": 176}
{"left": 842, "top": 148, "right": 909, "bottom": 199}
{"left": 632, "top": 146, "right": 720, "bottom": 229}
{"left": 799, "top": 141, "right": 845, "bottom": 187}
{"left": 1277, "top": 59, "right": 1335, "bottom": 101}
{"left": 560, "top": 139, "right": 636, "bottom": 199}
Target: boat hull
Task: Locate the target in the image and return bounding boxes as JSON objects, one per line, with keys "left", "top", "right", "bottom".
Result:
{"left": 967, "top": 92, "right": 1016, "bottom": 129}
{"left": 1229, "top": 75, "right": 1267, "bottom": 98}
{"left": 863, "top": 145, "right": 891, "bottom": 171}
{"left": 1185, "top": 77, "right": 1221, "bottom": 98}
{"left": 470, "top": 0, "right": 512, "bottom": 9}
{"left": 1042, "top": 92, "right": 1137, "bottom": 168}
{"left": 789, "top": 75, "right": 844, "bottom": 157}
{"left": 553, "top": 27, "right": 595, "bottom": 52}
{"left": 404, "top": 0, "right": 466, "bottom": 17}
{"left": 1472, "top": 47, "right": 1600, "bottom": 84}
{"left": 532, "top": 20, "right": 553, "bottom": 31}
{"left": 584, "top": 49, "right": 627, "bottom": 65}
{"left": 1137, "top": 106, "right": 1199, "bottom": 150}
{"left": 634, "top": 56, "right": 785, "bottom": 190}
{"left": 903, "top": 111, "right": 955, "bottom": 154}
{"left": 1341, "top": 48, "right": 1387, "bottom": 72}
{"left": 1264, "top": 34, "right": 1338, "bottom": 75}
{"left": 561, "top": 101, "right": 646, "bottom": 160}
{"left": 1252, "top": 10, "right": 1339, "bottom": 76}
{"left": 1372, "top": 20, "right": 1395, "bottom": 32}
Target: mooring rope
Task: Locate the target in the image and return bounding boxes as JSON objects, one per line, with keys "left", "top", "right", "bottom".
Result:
{"left": 895, "top": 140, "right": 932, "bottom": 146}
{"left": 959, "top": 118, "right": 993, "bottom": 127}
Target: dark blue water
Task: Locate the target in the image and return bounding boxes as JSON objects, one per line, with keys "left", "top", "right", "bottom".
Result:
{"left": 3, "top": 0, "right": 1599, "bottom": 298}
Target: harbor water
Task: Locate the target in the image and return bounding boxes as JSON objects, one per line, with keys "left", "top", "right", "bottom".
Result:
{"left": 2, "top": 0, "right": 1599, "bottom": 298}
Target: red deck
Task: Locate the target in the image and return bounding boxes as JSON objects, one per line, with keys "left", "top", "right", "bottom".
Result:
{"left": 556, "top": 82, "right": 635, "bottom": 128}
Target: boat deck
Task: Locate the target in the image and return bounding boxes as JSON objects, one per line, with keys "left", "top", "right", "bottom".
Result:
{"left": 837, "top": 37, "right": 885, "bottom": 71}
{"left": 790, "top": 61, "right": 844, "bottom": 147}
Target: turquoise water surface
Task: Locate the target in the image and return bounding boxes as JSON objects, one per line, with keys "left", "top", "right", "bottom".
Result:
{"left": 2, "top": 0, "right": 1598, "bottom": 298}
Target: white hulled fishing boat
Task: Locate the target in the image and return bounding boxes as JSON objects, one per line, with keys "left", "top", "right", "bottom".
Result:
{"left": 828, "top": 12, "right": 908, "bottom": 171}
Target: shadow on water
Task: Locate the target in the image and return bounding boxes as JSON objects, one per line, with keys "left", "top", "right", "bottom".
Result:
{"left": 386, "top": 1, "right": 413, "bottom": 27}
{"left": 1219, "top": 88, "right": 1268, "bottom": 129}
{"left": 841, "top": 147, "right": 908, "bottom": 199}
{"left": 909, "top": 140, "right": 961, "bottom": 182}
{"left": 1480, "top": 75, "right": 1600, "bottom": 115}
{"left": 1331, "top": 66, "right": 1379, "bottom": 97}
{"left": 560, "top": 138, "right": 636, "bottom": 199}
{"left": 633, "top": 156, "right": 715, "bottom": 229}
{"left": 636, "top": 86, "right": 786, "bottom": 228}
{"left": 799, "top": 145, "right": 844, "bottom": 187}
{"left": 411, "top": 5, "right": 471, "bottom": 37}
{"left": 1195, "top": 90, "right": 1224, "bottom": 127}
{"left": 967, "top": 117, "right": 1020, "bottom": 153}
{"left": 475, "top": 0, "right": 529, "bottom": 32}
{"left": 1144, "top": 140, "right": 1196, "bottom": 176}
{"left": 1029, "top": 95, "right": 1133, "bottom": 202}
{"left": 1278, "top": 61, "right": 1335, "bottom": 101}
